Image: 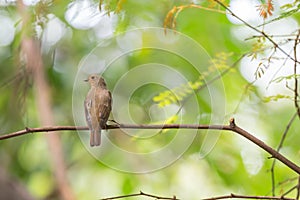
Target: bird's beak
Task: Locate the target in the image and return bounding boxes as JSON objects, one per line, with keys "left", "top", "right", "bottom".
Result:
{"left": 84, "top": 79, "right": 88, "bottom": 82}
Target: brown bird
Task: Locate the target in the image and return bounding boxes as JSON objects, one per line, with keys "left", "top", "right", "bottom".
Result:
{"left": 84, "top": 74, "right": 112, "bottom": 146}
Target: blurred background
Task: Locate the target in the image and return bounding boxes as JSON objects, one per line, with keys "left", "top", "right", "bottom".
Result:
{"left": 0, "top": 0, "right": 300, "bottom": 199}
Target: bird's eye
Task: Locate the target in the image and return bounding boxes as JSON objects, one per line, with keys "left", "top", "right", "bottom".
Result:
{"left": 91, "top": 76, "right": 95, "bottom": 79}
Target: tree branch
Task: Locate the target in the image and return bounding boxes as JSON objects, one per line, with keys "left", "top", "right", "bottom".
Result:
{"left": 18, "top": 0, "right": 75, "bottom": 198}
{"left": 101, "top": 191, "right": 297, "bottom": 200}
{"left": 1, "top": 119, "right": 300, "bottom": 175}
{"left": 293, "top": 30, "right": 300, "bottom": 119}
{"left": 202, "top": 193, "right": 296, "bottom": 200}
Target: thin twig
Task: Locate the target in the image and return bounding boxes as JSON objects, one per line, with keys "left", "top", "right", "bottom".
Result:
{"left": 100, "top": 191, "right": 179, "bottom": 200}
{"left": 281, "top": 185, "right": 298, "bottom": 198}
{"left": 271, "top": 112, "right": 298, "bottom": 196}
{"left": 297, "top": 176, "right": 300, "bottom": 200}
{"left": 1, "top": 119, "right": 300, "bottom": 175}
{"left": 101, "top": 192, "right": 298, "bottom": 200}
{"left": 178, "top": 53, "right": 246, "bottom": 115}
{"left": 293, "top": 30, "right": 300, "bottom": 118}
{"left": 213, "top": 0, "right": 300, "bottom": 64}
{"left": 267, "top": 47, "right": 293, "bottom": 90}
{"left": 202, "top": 193, "right": 295, "bottom": 200}
{"left": 246, "top": 34, "right": 300, "bottom": 40}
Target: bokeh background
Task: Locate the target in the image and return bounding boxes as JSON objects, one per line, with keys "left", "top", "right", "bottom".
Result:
{"left": 0, "top": 0, "right": 300, "bottom": 199}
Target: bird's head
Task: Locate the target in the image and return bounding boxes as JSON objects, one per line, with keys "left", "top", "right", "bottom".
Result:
{"left": 84, "top": 74, "right": 107, "bottom": 88}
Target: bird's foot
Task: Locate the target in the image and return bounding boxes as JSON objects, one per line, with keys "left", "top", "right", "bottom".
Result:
{"left": 108, "top": 119, "right": 121, "bottom": 126}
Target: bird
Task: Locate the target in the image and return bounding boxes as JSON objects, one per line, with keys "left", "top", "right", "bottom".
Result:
{"left": 84, "top": 74, "right": 112, "bottom": 146}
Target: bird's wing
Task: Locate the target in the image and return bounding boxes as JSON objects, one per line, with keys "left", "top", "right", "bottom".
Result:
{"left": 96, "top": 89, "right": 112, "bottom": 127}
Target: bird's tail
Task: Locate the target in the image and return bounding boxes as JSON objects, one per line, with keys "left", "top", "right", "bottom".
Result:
{"left": 90, "top": 129, "right": 101, "bottom": 147}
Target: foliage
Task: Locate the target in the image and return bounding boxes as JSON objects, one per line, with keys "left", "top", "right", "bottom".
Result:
{"left": 152, "top": 52, "right": 234, "bottom": 107}
{"left": 258, "top": 0, "right": 300, "bottom": 27}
